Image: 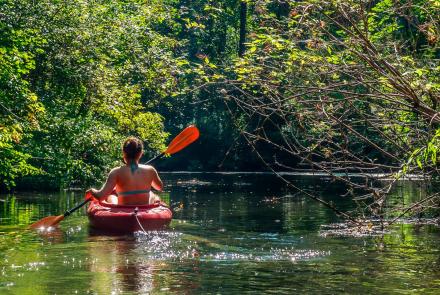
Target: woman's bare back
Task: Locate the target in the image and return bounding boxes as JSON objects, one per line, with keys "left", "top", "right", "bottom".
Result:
{"left": 93, "top": 164, "right": 163, "bottom": 205}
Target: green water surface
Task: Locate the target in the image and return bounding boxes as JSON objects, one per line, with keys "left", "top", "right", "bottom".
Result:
{"left": 1, "top": 173, "right": 440, "bottom": 294}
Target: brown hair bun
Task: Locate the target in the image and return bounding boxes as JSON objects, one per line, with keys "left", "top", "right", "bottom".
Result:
{"left": 123, "top": 137, "right": 143, "bottom": 161}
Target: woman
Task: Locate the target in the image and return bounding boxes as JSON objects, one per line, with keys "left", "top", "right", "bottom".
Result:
{"left": 87, "top": 137, "right": 162, "bottom": 205}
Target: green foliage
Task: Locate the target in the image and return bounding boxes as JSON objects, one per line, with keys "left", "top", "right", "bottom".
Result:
{"left": 405, "top": 128, "right": 440, "bottom": 173}
{"left": 0, "top": 127, "right": 42, "bottom": 189}
{"left": 0, "top": 0, "right": 186, "bottom": 189}
{"left": 212, "top": 0, "right": 440, "bottom": 172}
{"left": 1, "top": 0, "right": 439, "bottom": 191}
{"left": 0, "top": 2, "right": 46, "bottom": 189}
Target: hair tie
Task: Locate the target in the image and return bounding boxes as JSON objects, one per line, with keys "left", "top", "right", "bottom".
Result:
{"left": 130, "top": 162, "right": 138, "bottom": 174}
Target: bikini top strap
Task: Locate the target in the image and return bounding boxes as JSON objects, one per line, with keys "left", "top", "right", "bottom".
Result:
{"left": 116, "top": 189, "right": 150, "bottom": 196}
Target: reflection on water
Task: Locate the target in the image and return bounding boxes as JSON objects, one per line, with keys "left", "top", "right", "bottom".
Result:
{"left": 1, "top": 173, "right": 440, "bottom": 294}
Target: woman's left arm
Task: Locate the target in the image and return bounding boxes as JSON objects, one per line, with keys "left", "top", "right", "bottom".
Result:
{"left": 150, "top": 166, "right": 163, "bottom": 191}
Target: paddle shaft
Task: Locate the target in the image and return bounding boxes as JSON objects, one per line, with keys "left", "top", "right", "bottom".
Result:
{"left": 144, "top": 153, "right": 164, "bottom": 164}
{"left": 64, "top": 198, "right": 92, "bottom": 217}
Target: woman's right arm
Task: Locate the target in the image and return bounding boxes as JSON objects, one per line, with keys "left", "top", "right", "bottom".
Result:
{"left": 87, "top": 168, "right": 118, "bottom": 200}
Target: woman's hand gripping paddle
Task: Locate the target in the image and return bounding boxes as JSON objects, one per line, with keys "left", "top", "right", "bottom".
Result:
{"left": 29, "top": 125, "right": 200, "bottom": 230}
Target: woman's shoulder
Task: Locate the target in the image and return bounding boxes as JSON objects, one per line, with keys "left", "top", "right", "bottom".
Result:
{"left": 138, "top": 164, "right": 157, "bottom": 171}
{"left": 110, "top": 165, "right": 125, "bottom": 174}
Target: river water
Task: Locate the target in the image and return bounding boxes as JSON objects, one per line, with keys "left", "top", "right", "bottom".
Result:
{"left": 1, "top": 173, "right": 440, "bottom": 294}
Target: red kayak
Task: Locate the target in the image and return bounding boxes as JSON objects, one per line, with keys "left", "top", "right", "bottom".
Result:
{"left": 87, "top": 198, "right": 172, "bottom": 233}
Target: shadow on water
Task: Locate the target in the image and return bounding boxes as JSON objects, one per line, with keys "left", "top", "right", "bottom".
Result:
{"left": 1, "top": 173, "right": 440, "bottom": 294}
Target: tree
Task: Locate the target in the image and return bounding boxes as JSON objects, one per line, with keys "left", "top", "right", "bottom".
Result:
{"left": 239, "top": 1, "right": 247, "bottom": 57}
{"left": 211, "top": 0, "right": 440, "bottom": 225}
{"left": 1, "top": 0, "right": 184, "bottom": 189}
{"left": 0, "top": 1, "right": 45, "bottom": 189}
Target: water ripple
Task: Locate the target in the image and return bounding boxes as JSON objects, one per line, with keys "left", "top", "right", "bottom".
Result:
{"left": 203, "top": 248, "right": 330, "bottom": 262}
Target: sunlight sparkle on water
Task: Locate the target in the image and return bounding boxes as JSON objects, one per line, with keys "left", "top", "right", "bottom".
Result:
{"left": 204, "top": 248, "right": 329, "bottom": 262}
{"left": 36, "top": 226, "right": 56, "bottom": 233}
{"left": 133, "top": 230, "right": 329, "bottom": 262}
{"left": 134, "top": 231, "right": 197, "bottom": 260}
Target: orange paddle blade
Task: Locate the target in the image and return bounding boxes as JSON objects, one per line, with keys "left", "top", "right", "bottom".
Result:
{"left": 165, "top": 125, "right": 200, "bottom": 155}
{"left": 29, "top": 215, "right": 65, "bottom": 229}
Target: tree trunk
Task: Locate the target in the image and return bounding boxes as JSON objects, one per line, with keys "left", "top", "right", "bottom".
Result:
{"left": 238, "top": 1, "right": 247, "bottom": 57}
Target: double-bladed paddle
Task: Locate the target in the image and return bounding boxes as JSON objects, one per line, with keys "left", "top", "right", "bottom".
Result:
{"left": 29, "top": 125, "right": 200, "bottom": 229}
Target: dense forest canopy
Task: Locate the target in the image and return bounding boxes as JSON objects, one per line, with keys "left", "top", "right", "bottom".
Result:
{"left": 1, "top": 0, "right": 439, "bottom": 223}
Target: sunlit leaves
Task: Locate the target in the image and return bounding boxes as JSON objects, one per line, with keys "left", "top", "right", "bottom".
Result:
{"left": 214, "top": 0, "right": 440, "bottom": 188}
{"left": 0, "top": 3, "right": 48, "bottom": 188}
{"left": 0, "top": 0, "right": 188, "bottom": 188}
{"left": 405, "top": 128, "right": 440, "bottom": 172}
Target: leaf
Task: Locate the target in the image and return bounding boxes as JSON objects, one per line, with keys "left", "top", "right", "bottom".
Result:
{"left": 416, "top": 157, "right": 423, "bottom": 169}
